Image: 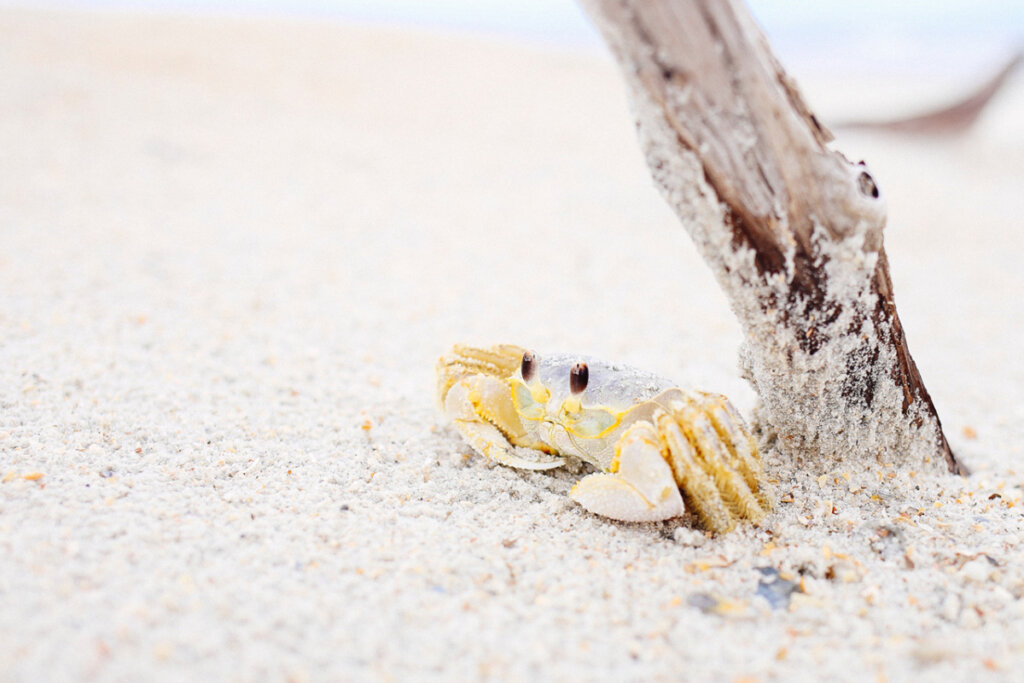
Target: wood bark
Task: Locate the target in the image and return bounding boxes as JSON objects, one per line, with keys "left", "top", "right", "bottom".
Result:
{"left": 581, "top": 0, "right": 966, "bottom": 475}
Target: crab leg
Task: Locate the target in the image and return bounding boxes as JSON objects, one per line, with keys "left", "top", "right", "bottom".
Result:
{"left": 694, "top": 392, "right": 769, "bottom": 509}
{"left": 669, "top": 397, "right": 767, "bottom": 526}
{"left": 654, "top": 408, "right": 735, "bottom": 533}
{"left": 436, "top": 343, "right": 525, "bottom": 409}
{"left": 444, "top": 375, "right": 565, "bottom": 470}
{"left": 569, "top": 421, "right": 684, "bottom": 522}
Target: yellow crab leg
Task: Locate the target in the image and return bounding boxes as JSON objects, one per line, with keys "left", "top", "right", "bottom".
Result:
{"left": 655, "top": 408, "right": 734, "bottom": 534}
{"left": 670, "top": 399, "right": 766, "bottom": 524}
{"left": 444, "top": 375, "right": 564, "bottom": 470}
{"left": 695, "top": 392, "right": 769, "bottom": 509}
{"left": 435, "top": 343, "right": 525, "bottom": 409}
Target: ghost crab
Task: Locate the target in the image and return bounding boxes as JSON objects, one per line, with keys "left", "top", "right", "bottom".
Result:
{"left": 436, "top": 344, "right": 770, "bottom": 533}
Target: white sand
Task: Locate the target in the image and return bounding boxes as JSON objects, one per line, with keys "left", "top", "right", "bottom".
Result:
{"left": 2, "top": 8, "right": 1023, "bottom": 680}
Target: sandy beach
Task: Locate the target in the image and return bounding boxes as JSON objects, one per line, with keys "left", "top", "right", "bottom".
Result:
{"left": 2, "top": 7, "right": 1023, "bottom": 680}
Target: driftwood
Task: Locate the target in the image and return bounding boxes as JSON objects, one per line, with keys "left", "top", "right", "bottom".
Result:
{"left": 580, "top": 0, "right": 966, "bottom": 475}
{"left": 839, "top": 51, "right": 1022, "bottom": 135}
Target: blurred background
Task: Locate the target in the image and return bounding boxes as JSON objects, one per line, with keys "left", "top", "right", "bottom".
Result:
{"left": 1, "top": 0, "right": 1021, "bottom": 413}
{"left": 9, "top": 0, "right": 1021, "bottom": 138}
{"left": 10, "top": 0, "right": 1023, "bottom": 75}
{"left": 2, "top": 0, "right": 1021, "bottom": 392}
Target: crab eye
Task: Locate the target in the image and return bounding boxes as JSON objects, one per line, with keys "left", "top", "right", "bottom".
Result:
{"left": 521, "top": 350, "right": 537, "bottom": 382}
{"left": 569, "top": 362, "right": 588, "bottom": 394}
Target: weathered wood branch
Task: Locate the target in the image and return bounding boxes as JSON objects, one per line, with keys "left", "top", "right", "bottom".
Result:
{"left": 839, "top": 51, "right": 1022, "bottom": 135}
{"left": 581, "top": 0, "right": 966, "bottom": 475}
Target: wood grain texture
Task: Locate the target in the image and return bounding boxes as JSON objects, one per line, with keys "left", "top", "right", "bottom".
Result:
{"left": 581, "top": 0, "right": 964, "bottom": 474}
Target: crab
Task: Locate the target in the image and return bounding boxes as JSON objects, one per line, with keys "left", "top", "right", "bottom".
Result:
{"left": 436, "top": 344, "right": 770, "bottom": 533}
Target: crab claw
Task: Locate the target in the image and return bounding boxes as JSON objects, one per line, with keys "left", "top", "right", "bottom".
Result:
{"left": 444, "top": 375, "right": 565, "bottom": 470}
{"left": 570, "top": 421, "right": 684, "bottom": 522}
